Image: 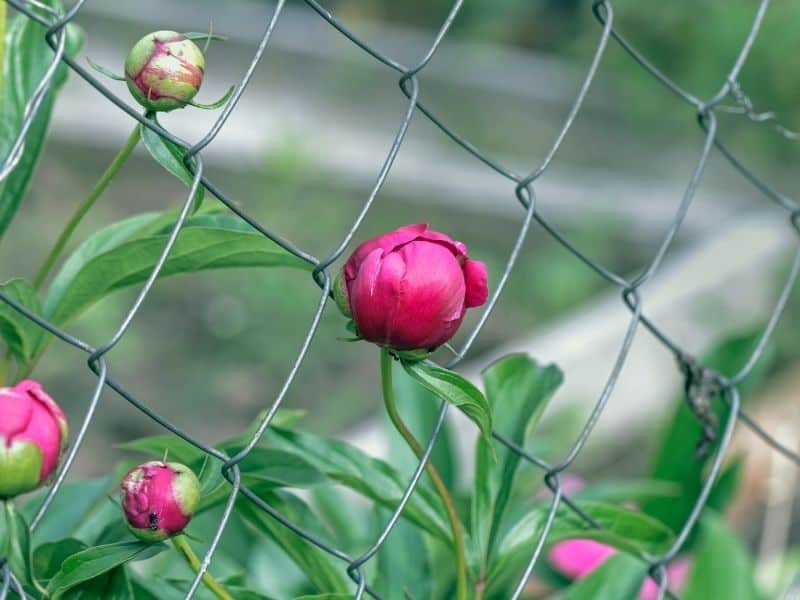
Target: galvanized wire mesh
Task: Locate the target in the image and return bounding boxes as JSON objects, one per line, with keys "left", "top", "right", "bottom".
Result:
{"left": 1, "top": 0, "right": 799, "bottom": 598}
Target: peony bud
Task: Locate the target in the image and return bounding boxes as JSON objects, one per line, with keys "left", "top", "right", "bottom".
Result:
{"left": 0, "top": 380, "right": 68, "bottom": 499}
{"left": 337, "top": 223, "right": 489, "bottom": 351}
{"left": 124, "top": 31, "right": 205, "bottom": 112}
{"left": 121, "top": 461, "right": 200, "bottom": 542}
{"left": 549, "top": 539, "right": 689, "bottom": 599}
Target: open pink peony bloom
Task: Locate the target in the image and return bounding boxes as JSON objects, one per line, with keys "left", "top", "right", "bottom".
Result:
{"left": 0, "top": 379, "right": 68, "bottom": 498}
{"left": 335, "top": 223, "right": 489, "bottom": 350}
{"left": 549, "top": 539, "right": 689, "bottom": 599}
{"left": 121, "top": 461, "right": 200, "bottom": 542}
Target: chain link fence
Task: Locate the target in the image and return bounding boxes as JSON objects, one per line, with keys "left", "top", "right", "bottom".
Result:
{"left": 1, "top": 0, "right": 799, "bottom": 598}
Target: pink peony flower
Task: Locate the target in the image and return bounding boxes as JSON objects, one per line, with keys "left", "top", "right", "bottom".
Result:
{"left": 121, "top": 461, "right": 200, "bottom": 542}
{"left": 0, "top": 379, "right": 68, "bottom": 498}
{"left": 549, "top": 539, "right": 689, "bottom": 599}
{"left": 334, "top": 223, "right": 489, "bottom": 350}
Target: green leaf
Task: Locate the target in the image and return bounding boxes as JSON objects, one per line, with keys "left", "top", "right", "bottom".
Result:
{"left": 116, "top": 435, "right": 204, "bottom": 466}
{"left": 683, "top": 513, "right": 762, "bottom": 600}
{"left": 3, "top": 502, "right": 36, "bottom": 590}
{"left": 705, "top": 455, "right": 744, "bottom": 514}
{"left": 36, "top": 211, "right": 162, "bottom": 339}
{"left": 401, "top": 359, "right": 492, "bottom": 443}
{"left": 232, "top": 447, "right": 326, "bottom": 487}
{"left": 60, "top": 566, "right": 133, "bottom": 599}
{"left": 311, "top": 486, "right": 368, "bottom": 554}
{"left": 561, "top": 554, "right": 648, "bottom": 600}
{"left": 643, "top": 331, "right": 771, "bottom": 535}
{"left": 389, "top": 364, "right": 457, "bottom": 489}
{"left": 373, "top": 508, "right": 433, "bottom": 600}
{"left": 130, "top": 575, "right": 184, "bottom": 600}
{"left": 486, "top": 501, "right": 674, "bottom": 596}
{"left": 573, "top": 479, "right": 681, "bottom": 504}
{"left": 197, "top": 448, "right": 326, "bottom": 512}
{"left": 162, "top": 578, "right": 277, "bottom": 600}
{"left": 264, "top": 426, "right": 452, "bottom": 543}
{"left": 21, "top": 477, "right": 113, "bottom": 545}
{"left": 0, "top": 13, "right": 84, "bottom": 239}
{"left": 140, "top": 123, "right": 204, "bottom": 213}
{"left": 294, "top": 596, "right": 353, "bottom": 600}
{"left": 43, "top": 215, "right": 311, "bottom": 325}
{"left": 33, "top": 538, "right": 88, "bottom": 582}
{"left": 47, "top": 541, "right": 166, "bottom": 597}
{"left": 472, "top": 354, "right": 563, "bottom": 573}
{"left": 219, "top": 587, "right": 276, "bottom": 600}
{"left": 0, "top": 278, "right": 44, "bottom": 364}
{"left": 238, "top": 492, "right": 350, "bottom": 594}
{"left": 218, "top": 408, "right": 308, "bottom": 450}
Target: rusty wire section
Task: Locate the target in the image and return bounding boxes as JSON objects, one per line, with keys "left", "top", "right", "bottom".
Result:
{"left": 1, "top": 0, "right": 799, "bottom": 598}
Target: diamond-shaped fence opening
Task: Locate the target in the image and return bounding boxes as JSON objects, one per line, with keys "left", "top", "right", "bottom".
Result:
{"left": 1, "top": 1, "right": 798, "bottom": 599}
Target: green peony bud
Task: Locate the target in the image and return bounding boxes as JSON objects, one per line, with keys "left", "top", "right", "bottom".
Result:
{"left": 124, "top": 31, "right": 205, "bottom": 113}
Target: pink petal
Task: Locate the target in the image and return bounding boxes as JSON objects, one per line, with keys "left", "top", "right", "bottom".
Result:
{"left": 417, "top": 228, "right": 468, "bottom": 258}
{"left": 344, "top": 224, "right": 428, "bottom": 281}
{"left": 122, "top": 462, "right": 190, "bottom": 534}
{"left": 349, "top": 248, "right": 393, "bottom": 345}
{"left": 387, "top": 240, "right": 466, "bottom": 349}
{"left": 0, "top": 388, "right": 34, "bottom": 443}
{"left": 549, "top": 539, "right": 617, "bottom": 579}
{"left": 21, "top": 396, "right": 64, "bottom": 480}
{"left": 17, "top": 380, "right": 66, "bottom": 424}
{"left": 463, "top": 259, "right": 488, "bottom": 308}
{"left": 640, "top": 558, "right": 690, "bottom": 600}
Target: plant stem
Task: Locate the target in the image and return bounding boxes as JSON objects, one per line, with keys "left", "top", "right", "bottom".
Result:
{"left": 172, "top": 534, "right": 233, "bottom": 600}
{"left": 32, "top": 125, "right": 141, "bottom": 290}
{"left": 380, "top": 348, "right": 469, "bottom": 600}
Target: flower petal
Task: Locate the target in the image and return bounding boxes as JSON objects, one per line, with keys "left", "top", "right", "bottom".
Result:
{"left": 387, "top": 240, "right": 466, "bottom": 349}
{"left": 0, "top": 388, "right": 33, "bottom": 444}
{"left": 417, "top": 228, "right": 467, "bottom": 258}
{"left": 463, "top": 259, "right": 489, "bottom": 308}
{"left": 349, "top": 248, "right": 394, "bottom": 345}
{"left": 549, "top": 539, "right": 616, "bottom": 579}
{"left": 640, "top": 558, "right": 690, "bottom": 600}
{"left": 344, "top": 223, "right": 428, "bottom": 281}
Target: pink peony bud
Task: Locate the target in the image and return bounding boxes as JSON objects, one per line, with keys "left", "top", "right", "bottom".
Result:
{"left": 124, "top": 31, "right": 205, "bottom": 112}
{"left": 334, "top": 223, "right": 489, "bottom": 351}
{"left": 121, "top": 461, "right": 200, "bottom": 542}
{"left": 0, "top": 380, "right": 68, "bottom": 499}
{"left": 549, "top": 539, "right": 689, "bottom": 599}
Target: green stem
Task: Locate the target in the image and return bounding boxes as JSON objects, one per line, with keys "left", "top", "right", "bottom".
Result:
{"left": 32, "top": 125, "right": 141, "bottom": 290}
{"left": 380, "top": 348, "right": 469, "bottom": 600}
{"left": 172, "top": 534, "right": 233, "bottom": 600}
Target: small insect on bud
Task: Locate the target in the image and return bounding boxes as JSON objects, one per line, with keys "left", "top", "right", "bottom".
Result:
{"left": 120, "top": 461, "right": 200, "bottom": 542}
{"left": 124, "top": 31, "right": 206, "bottom": 113}
{"left": 0, "top": 380, "right": 68, "bottom": 499}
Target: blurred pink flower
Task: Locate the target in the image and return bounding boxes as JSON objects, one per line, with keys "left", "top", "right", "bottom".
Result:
{"left": 549, "top": 539, "right": 689, "bottom": 598}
